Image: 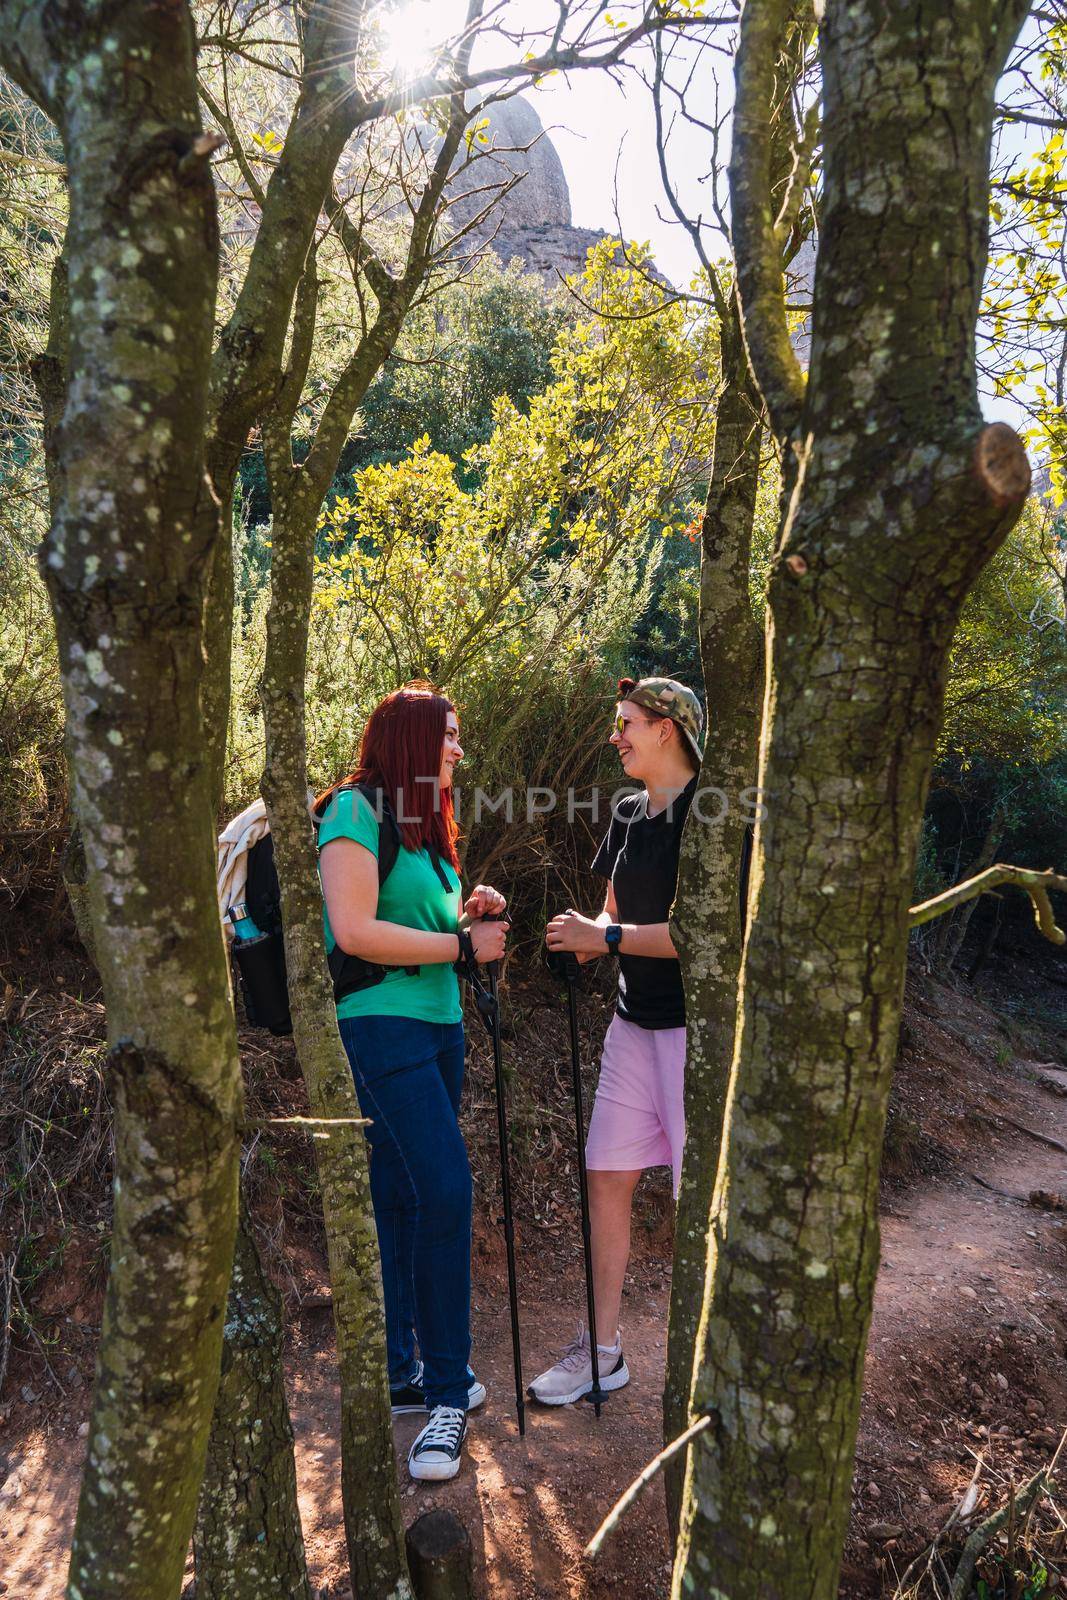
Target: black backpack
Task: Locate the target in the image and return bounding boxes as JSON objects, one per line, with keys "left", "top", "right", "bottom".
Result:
{"left": 231, "top": 782, "right": 451, "bottom": 1036}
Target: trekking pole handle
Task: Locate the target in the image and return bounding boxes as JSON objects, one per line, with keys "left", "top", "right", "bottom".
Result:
{"left": 483, "top": 909, "right": 505, "bottom": 979}
{"left": 544, "top": 945, "right": 581, "bottom": 984}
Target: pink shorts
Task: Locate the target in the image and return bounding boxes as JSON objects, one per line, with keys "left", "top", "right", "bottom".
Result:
{"left": 585, "top": 1015, "right": 687, "bottom": 1196}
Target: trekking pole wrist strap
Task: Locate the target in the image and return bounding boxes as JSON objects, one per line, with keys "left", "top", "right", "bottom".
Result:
{"left": 454, "top": 926, "right": 476, "bottom": 972}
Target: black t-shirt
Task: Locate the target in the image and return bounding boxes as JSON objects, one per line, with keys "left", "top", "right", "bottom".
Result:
{"left": 591, "top": 780, "right": 697, "bottom": 1030}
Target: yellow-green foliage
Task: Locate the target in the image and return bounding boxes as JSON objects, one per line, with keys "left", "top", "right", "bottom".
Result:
{"left": 942, "top": 499, "right": 1066, "bottom": 762}
{"left": 0, "top": 558, "right": 62, "bottom": 830}
{"left": 984, "top": 12, "right": 1067, "bottom": 500}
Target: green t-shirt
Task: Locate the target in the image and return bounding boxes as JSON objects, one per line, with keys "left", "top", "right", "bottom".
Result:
{"left": 317, "top": 787, "right": 463, "bottom": 1025}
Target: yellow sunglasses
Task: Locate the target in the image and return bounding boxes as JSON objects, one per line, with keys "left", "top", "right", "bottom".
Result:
{"left": 613, "top": 712, "right": 658, "bottom": 734}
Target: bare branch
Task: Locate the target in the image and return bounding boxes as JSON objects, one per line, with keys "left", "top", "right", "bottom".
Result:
{"left": 729, "top": 0, "right": 806, "bottom": 444}
{"left": 949, "top": 1466, "right": 1056, "bottom": 1600}
{"left": 774, "top": 97, "right": 819, "bottom": 252}
{"left": 199, "top": 77, "right": 266, "bottom": 208}
{"left": 327, "top": 181, "right": 394, "bottom": 302}
{"left": 352, "top": 7, "right": 732, "bottom": 128}
{"left": 650, "top": 28, "right": 730, "bottom": 322}
{"left": 909, "top": 863, "right": 1067, "bottom": 945}
{"left": 997, "top": 107, "right": 1067, "bottom": 130}
{"left": 268, "top": 246, "right": 319, "bottom": 463}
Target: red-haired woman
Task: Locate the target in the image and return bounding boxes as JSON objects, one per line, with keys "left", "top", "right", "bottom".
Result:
{"left": 318, "top": 683, "right": 508, "bottom": 1482}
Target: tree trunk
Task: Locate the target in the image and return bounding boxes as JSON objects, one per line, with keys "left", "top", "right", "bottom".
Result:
{"left": 405, "top": 1512, "right": 475, "bottom": 1600}
{"left": 967, "top": 895, "right": 1003, "bottom": 982}
{"left": 663, "top": 294, "right": 763, "bottom": 1536}
{"left": 675, "top": 1, "right": 1032, "bottom": 1595}
{"left": 30, "top": 250, "right": 99, "bottom": 976}
{"left": 939, "top": 803, "right": 1004, "bottom": 974}
{"left": 194, "top": 1199, "right": 311, "bottom": 1600}
{"left": 250, "top": 90, "right": 481, "bottom": 1581}
{"left": 260, "top": 473, "right": 413, "bottom": 1600}
{"left": 0, "top": 7, "right": 242, "bottom": 1600}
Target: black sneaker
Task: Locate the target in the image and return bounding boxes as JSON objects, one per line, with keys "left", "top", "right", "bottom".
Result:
{"left": 408, "top": 1404, "right": 468, "bottom": 1481}
{"left": 390, "top": 1360, "right": 486, "bottom": 1415}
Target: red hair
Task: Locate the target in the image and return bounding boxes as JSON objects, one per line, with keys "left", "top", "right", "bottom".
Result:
{"left": 322, "top": 681, "right": 460, "bottom": 870}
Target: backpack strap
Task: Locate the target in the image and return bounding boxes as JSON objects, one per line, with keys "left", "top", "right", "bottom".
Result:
{"left": 426, "top": 842, "right": 455, "bottom": 895}
{"left": 313, "top": 780, "right": 421, "bottom": 996}
{"left": 352, "top": 782, "right": 402, "bottom": 888}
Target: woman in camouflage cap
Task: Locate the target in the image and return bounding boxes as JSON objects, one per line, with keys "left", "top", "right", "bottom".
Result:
{"left": 529, "top": 675, "right": 703, "bottom": 1406}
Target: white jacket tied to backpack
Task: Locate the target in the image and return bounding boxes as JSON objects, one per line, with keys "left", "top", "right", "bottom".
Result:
{"left": 216, "top": 791, "right": 322, "bottom": 941}
{"left": 216, "top": 797, "right": 270, "bottom": 942}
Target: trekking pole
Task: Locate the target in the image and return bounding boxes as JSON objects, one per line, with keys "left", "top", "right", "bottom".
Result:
{"left": 483, "top": 913, "right": 526, "bottom": 1437}
{"left": 544, "top": 945, "right": 605, "bottom": 1417}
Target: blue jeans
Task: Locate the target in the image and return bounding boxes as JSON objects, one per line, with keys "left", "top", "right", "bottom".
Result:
{"left": 338, "top": 1015, "right": 471, "bottom": 1410}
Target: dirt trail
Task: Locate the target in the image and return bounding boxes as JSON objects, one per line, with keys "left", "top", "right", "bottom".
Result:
{"left": 3, "top": 1017, "right": 1065, "bottom": 1599}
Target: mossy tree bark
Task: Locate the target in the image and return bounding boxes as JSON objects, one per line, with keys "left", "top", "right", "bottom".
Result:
{"left": 194, "top": 1199, "right": 311, "bottom": 1600}
{"left": 1, "top": 7, "right": 242, "bottom": 1599}
{"left": 257, "top": 64, "right": 484, "bottom": 1600}
{"left": 663, "top": 291, "right": 763, "bottom": 1536}
{"left": 260, "top": 548, "right": 411, "bottom": 1600}
{"left": 658, "top": 20, "right": 812, "bottom": 1527}
{"left": 675, "top": 1, "right": 1032, "bottom": 1595}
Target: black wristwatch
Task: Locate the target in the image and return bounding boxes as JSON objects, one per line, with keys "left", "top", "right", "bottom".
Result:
{"left": 604, "top": 923, "right": 623, "bottom": 958}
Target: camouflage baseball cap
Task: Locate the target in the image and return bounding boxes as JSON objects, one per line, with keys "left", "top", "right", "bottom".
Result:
{"left": 621, "top": 677, "right": 704, "bottom": 765}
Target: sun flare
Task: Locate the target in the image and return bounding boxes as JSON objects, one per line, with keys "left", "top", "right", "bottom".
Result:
{"left": 376, "top": 0, "right": 471, "bottom": 80}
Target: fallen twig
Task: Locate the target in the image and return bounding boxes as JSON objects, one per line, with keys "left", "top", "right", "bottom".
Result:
{"left": 893, "top": 1455, "right": 985, "bottom": 1598}
{"left": 0, "top": 1253, "right": 13, "bottom": 1401}
{"left": 967, "top": 1171, "right": 1023, "bottom": 1201}
{"left": 11, "top": 1272, "right": 66, "bottom": 1396}
{"left": 585, "top": 1413, "right": 712, "bottom": 1560}
{"left": 949, "top": 1468, "right": 1050, "bottom": 1600}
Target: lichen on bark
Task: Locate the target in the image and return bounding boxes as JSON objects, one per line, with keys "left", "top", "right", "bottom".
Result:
{"left": 253, "top": 65, "right": 490, "bottom": 1593}
{"left": 260, "top": 508, "right": 413, "bottom": 1592}
{"left": 0, "top": 7, "right": 243, "bottom": 1598}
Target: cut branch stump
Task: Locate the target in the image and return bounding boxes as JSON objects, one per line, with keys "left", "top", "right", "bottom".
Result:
{"left": 405, "top": 1510, "right": 475, "bottom": 1600}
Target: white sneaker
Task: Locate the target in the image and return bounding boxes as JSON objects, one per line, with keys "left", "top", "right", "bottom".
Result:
{"left": 527, "top": 1323, "right": 629, "bottom": 1406}
{"left": 408, "top": 1404, "right": 468, "bottom": 1481}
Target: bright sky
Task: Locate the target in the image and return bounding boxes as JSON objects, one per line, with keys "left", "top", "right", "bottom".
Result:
{"left": 538, "top": 65, "right": 1030, "bottom": 433}
{"left": 536, "top": 66, "right": 715, "bottom": 290}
